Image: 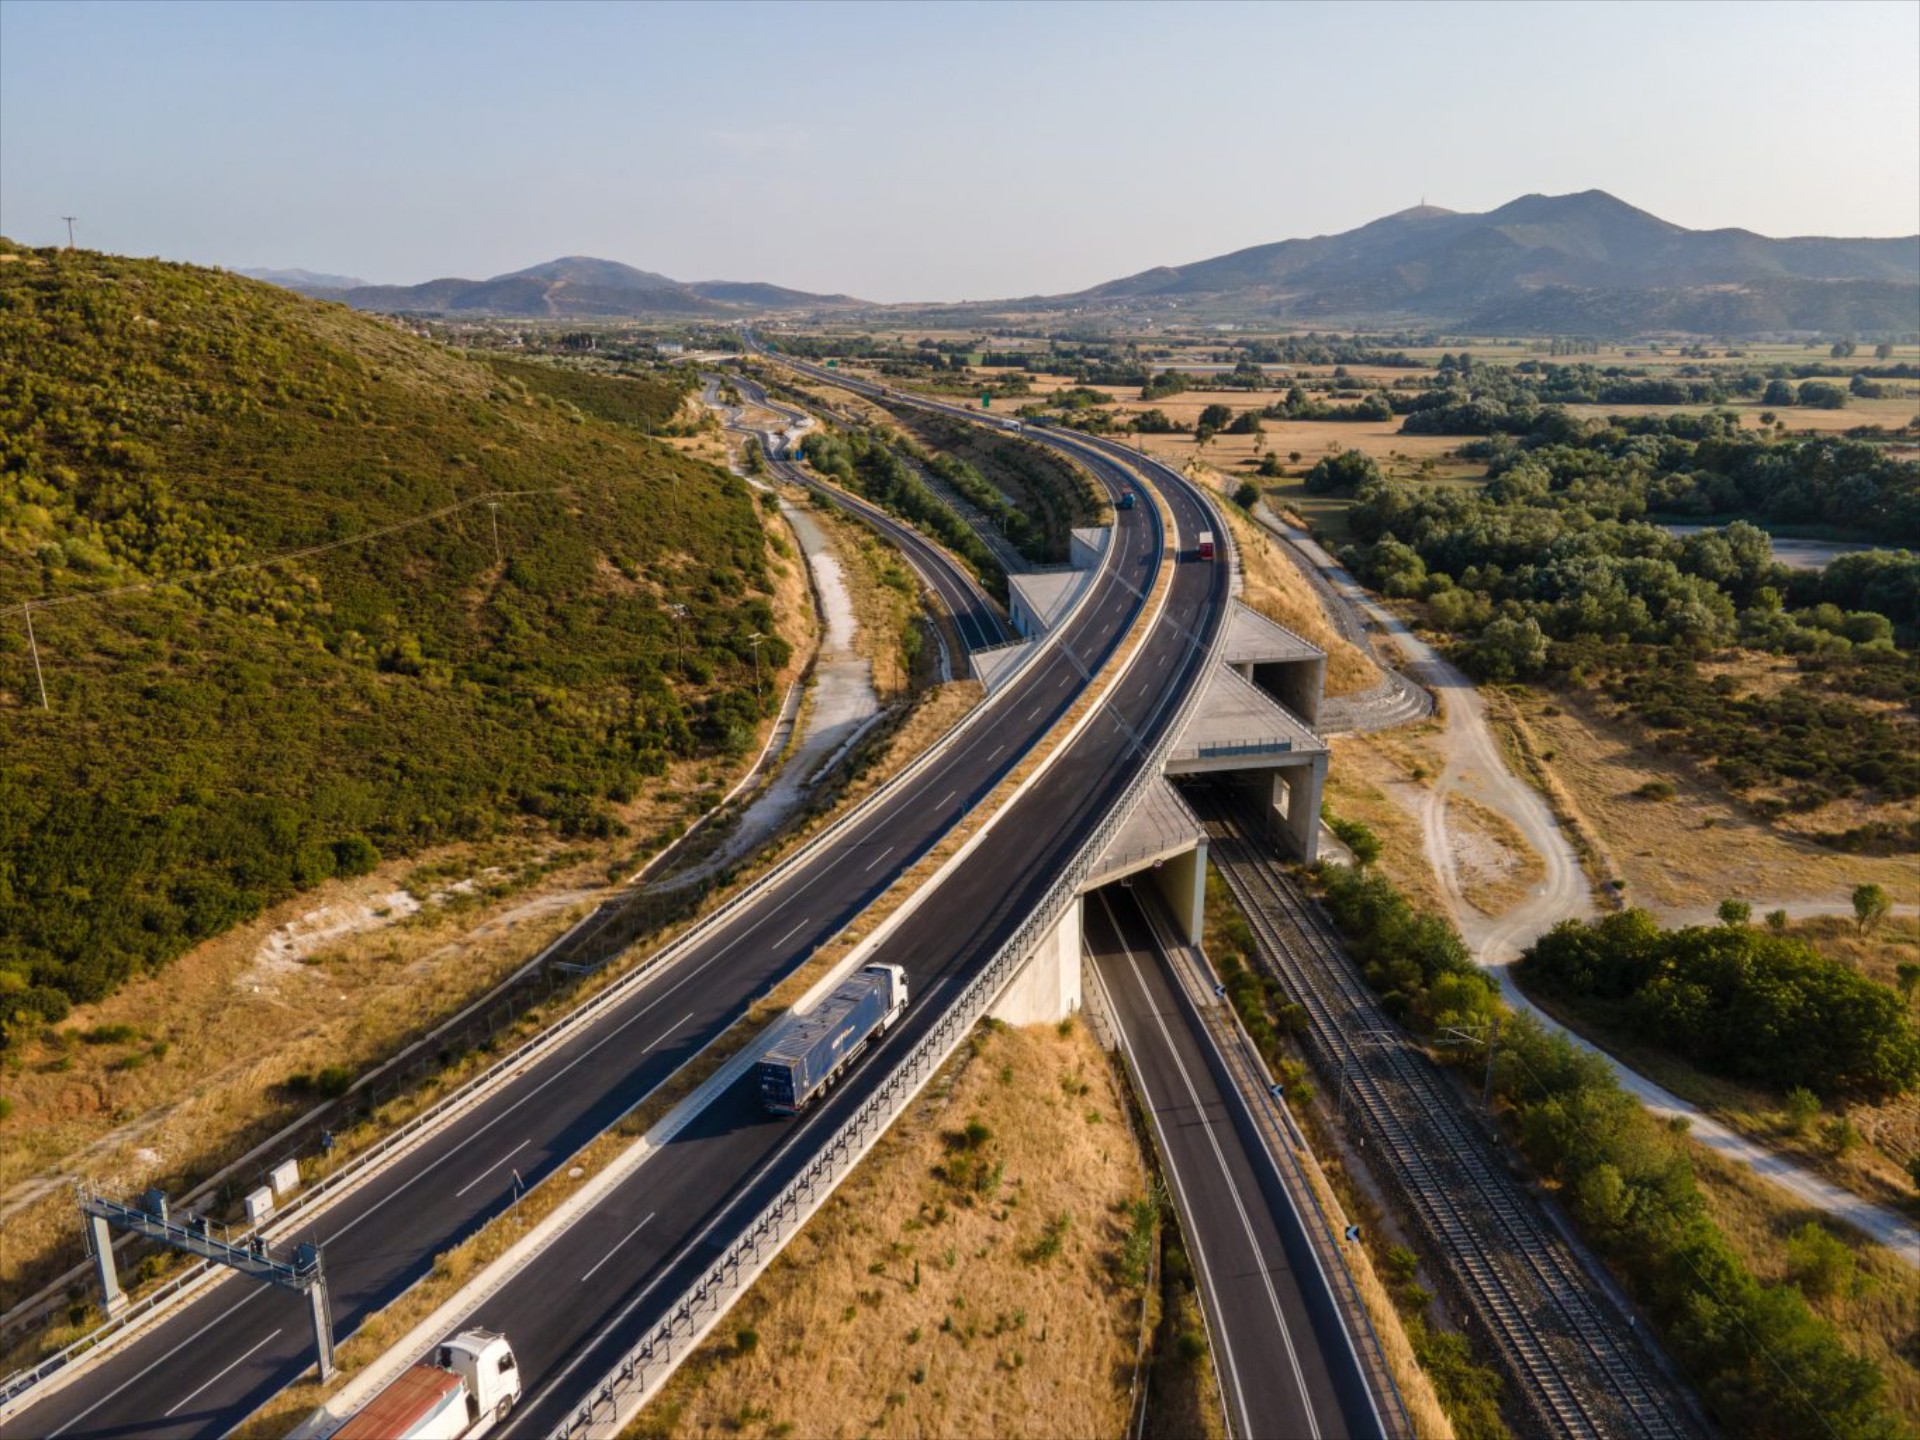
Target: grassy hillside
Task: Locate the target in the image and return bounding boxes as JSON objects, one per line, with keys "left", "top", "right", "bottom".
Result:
{"left": 0, "top": 242, "right": 786, "bottom": 1039}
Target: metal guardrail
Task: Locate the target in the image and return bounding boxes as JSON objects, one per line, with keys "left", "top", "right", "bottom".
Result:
{"left": 0, "top": 376, "right": 1126, "bottom": 1421}
{"left": 1197, "top": 738, "right": 1295, "bottom": 760}
{"left": 546, "top": 445, "right": 1233, "bottom": 1440}
{"left": 1141, "top": 906, "right": 1409, "bottom": 1439}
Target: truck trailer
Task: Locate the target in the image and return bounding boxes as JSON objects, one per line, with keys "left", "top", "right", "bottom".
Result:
{"left": 759, "top": 964, "right": 908, "bottom": 1114}
{"left": 334, "top": 1330, "right": 521, "bottom": 1440}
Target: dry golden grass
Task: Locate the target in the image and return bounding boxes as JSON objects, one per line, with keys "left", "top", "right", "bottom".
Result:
{"left": 624, "top": 1020, "right": 1144, "bottom": 1440}
{"left": 1690, "top": 1145, "right": 1920, "bottom": 1422}
{"left": 1479, "top": 689, "right": 1623, "bottom": 904}
{"left": 1498, "top": 689, "right": 1915, "bottom": 915}
{"left": 1202, "top": 489, "right": 1376, "bottom": 698}
{"left": 1444, "top": 794, "right": 1545, "bottom": 919}
{"left": 1323, "top": 726, "right": 1451, "bottom": 915}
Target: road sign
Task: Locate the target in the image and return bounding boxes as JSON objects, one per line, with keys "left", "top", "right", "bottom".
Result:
{"left": 981, "top": 393, "right": 991, "bottom": 408}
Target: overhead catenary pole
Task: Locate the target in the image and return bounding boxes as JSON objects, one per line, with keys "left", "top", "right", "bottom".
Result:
{"left": 23, "top": 603, "right": 48, "bottom": 709}
{"left": 61, "top": 216, "right": 77, "bottom": 249}
{"left": 488, "top": 501, "right": 503, "bottom": 567}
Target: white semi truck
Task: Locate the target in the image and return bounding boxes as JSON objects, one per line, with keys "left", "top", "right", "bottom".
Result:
{"left": 334, "top": 1330, "right": 521, "bottom": 1440}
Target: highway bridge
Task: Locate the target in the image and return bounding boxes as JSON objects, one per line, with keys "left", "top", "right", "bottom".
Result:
{"left": 10, "top": 352, "right": 1679, "bottom": 1440}
{"left": 9, "top": 359, "right": 1254, "bottom": 1438}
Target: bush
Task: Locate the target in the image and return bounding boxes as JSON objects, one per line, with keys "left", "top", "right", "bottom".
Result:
{"left": 1521, "top": 911, "right": 1920, "bottom": 1100}
{"left": 1302, "top": 449, "right": 1383, "bottom": 496}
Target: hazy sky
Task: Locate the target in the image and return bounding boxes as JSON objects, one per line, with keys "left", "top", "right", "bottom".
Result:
{"left": 3, "top": 0, "right": 1916, "bottom": 301}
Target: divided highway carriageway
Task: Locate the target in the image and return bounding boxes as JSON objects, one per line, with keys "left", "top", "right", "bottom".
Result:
{"left": 13, "top": 374, "right": 1232, "bottom": 1438}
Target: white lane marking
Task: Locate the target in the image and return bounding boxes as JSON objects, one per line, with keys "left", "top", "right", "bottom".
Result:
{"left": 1028, "top": 705, "right": 1042, "bottom": 720}
{"left": 455, "top": 1138, "right": 531, "bottom": 1198}
{"left": 580, "top": 1212, "right": 657, "bottom": 1284}
{"left": 938, "top": 790, "right": 956, "bottom": 807}
{"left": 987, "top": 744, "right": 1004, "bottom": 759}
{"left": 648, "top": 1014, "right": 694, "bottom": 1052}
{"left": 863, "top": 845, "right": 895, "bottom": 873}
{"left": 1102, "top": 892, "right": 1322, "bottom": 1440}
{"left": 162, "top": 1328, "right": 284, "bottom": 1418}
{"left": 772, "top": 918, "right": 811, "bottom": 950}
{"left": 320, "top": 890, "right": 784, "bottom": 1250}
{"left": 42, "top": 1286, "right": 271, "bottom": 1437}
{"left": 75, "top": 414, "right": 1167, "bottom": 1429}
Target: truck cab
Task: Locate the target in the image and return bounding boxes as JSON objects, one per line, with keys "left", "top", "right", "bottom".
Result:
{"left": 440, "top": 1330, "right": 521, "bottom": 1431}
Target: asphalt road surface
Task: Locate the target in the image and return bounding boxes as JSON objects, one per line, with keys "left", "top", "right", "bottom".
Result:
{"left": 1087, "top": 885, "right": 1370, "bottom": 1440}
{"left": 20, "top": 387, "right": 1227, "bottom": 1438}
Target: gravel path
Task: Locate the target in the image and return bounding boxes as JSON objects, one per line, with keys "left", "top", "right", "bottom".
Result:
{"left": 1256, "top": 502, "right": 1920, "bottom": 1262}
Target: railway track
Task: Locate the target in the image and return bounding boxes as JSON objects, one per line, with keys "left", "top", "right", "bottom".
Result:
{"left": 1192, "top": 787, "right": 1694, "bottom": 1440}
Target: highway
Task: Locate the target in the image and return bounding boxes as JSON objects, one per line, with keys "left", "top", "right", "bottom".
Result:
{"left": 16, "top": 371, "right": 1228, "bottom": 1438}
{"left": 724, "top": 370, "right": 1009, "bottom": 653}
{"left": 1087, "top": 885, "right": 1372, "bottom": 1440}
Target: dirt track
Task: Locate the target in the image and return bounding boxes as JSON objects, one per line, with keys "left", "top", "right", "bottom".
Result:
{"left": 1254, "top": 505, "right": 1920, "bottom": 1264}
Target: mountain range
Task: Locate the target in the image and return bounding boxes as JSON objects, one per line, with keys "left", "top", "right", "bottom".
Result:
{"left": 1047, "top": 190, "right": 1920, "bottom": 335}
{"left": 245, "top": 192, "right": 1920, "bottom": 335}
{"left": 248, "top": 256, "right": 866, "bottom": 317}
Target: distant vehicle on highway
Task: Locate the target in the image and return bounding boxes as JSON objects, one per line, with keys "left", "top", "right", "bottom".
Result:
{"left": 1118, "top": 492, "right": 1137, "bottom": 511}
{"left": 1197, "top": 530, "right": 1216, "bottom": 561}
{"left": 335, "top": 1329, "right": 520, "bottom": 1440}
{"left": 759, "top": 964, "right": 908, "bottom": 1114}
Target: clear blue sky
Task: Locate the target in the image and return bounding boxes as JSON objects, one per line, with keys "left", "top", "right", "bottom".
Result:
{"left": 3, "top": 0, "right": 1916, "bottom": 301}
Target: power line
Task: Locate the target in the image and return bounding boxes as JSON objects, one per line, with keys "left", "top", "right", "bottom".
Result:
{"left": 11, "top": 486, "right": 565, "bottom": 616}
{"left": 22, "top": 603, "right": 48, "bottom": 709}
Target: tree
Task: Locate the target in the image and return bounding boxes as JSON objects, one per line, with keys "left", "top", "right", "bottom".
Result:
{"left": 1874, "top": 341, "right": 1894, "bottom": 360}
{"left": 1852, "top": 883, "right": 1891, "bottom": 934}
{"left": 1898, "top": 963, "right": 1920, "bottom": 1009}
{"left": 1232, "top": 481, "right": 1260, "bottom": 511}
{"left": 1196, "top": 403, "right": 1235, "bottom": 434}
{"left": 1762, "top": 379, "right": 1796, "bottom": 407}
{"left": 1302, "top": 448, "right": 1383, "bottom": 496}
{"left": 1765, "top": 909, "right": 1790, "bottom": 933}
{"left": 1829, "top": 340, "right": 1857, "bottom": 360}
{"left": 1470, "top": 616, "right": 1549, "bottom": 682}
{"left": 1784, "top": 1085, "right": 1821, "bottom": 1134}
{"left": 1717, "top": 898, "right": 1751, "bottom": 928}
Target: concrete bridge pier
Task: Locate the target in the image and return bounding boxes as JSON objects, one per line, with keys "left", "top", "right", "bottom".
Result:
{"left": 990, "top": 897, "right": 1082, "bottom": 1026}
{"left": 1237, "top": 753, "right": 1329, "bottom": 864}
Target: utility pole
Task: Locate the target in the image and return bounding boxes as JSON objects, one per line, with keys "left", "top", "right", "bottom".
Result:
{"left": 22, "top": 604, "right": 48, "bottom": 710}
{"left": 487, "top": 501, "right": 503, "bottom": 568}
{"left": 61, "top": 216, "right": 77, "bottom": 249}
{"left": 748, "top": 631, "right": 766, "bottom": 700}
{"left": 1481, "top": 1012, "right": 1502, "bottom": 1114}
{"left": 669, "top": 603, "right": 690, "bottom": 674}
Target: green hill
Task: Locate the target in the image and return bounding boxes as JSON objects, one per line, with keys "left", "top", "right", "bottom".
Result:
{"left": 0, "top": 242, "right": 786, "bottom": 1040}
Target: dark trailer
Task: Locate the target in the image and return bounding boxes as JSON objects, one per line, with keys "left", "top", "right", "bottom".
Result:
{"left": 758, "top": 963, "right": 908, "bottom": 1114}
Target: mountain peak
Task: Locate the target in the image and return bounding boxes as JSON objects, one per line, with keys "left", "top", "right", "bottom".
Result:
{"left": 1064, "top": 190, "right": 1918, "bottom": 334}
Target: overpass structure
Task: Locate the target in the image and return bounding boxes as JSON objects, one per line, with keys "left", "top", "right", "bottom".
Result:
{"left": 9, "top": 349, "right": 1333, "bottom": 1438}
{"left": 7, "top": 344, "right": 1694, "bottom": 1440}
